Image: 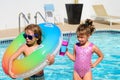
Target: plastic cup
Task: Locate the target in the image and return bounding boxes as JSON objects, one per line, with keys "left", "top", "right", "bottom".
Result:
{"left": 59, "top": 40, "right": 68, "bottom": 56}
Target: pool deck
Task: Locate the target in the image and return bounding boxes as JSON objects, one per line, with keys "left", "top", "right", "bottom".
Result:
{"left": 0, "top": 21, "right": 120, "bottom": 39}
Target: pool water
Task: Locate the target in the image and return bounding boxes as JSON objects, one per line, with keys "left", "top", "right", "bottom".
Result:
{"left": 0, "top": 30, "right": 120, "bottom": 80}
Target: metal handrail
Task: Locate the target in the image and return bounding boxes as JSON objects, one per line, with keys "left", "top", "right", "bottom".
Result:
{"left": 18, "top": 12, "right": 29, "bottom": 33}
{"left": 34, "top": 11, "right": 46, "bottom": 24}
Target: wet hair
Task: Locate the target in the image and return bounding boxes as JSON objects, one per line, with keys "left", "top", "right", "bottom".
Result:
{"left": 76, "top": 19, "right": 95, "bottom": 35}
{"left": 24, "top": 24, "right": 42, "bottom": 44}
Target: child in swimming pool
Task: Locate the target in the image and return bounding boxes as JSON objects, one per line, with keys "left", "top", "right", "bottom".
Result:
{"left": 66, "top": 19, "right": 104, "bottom": 80}
{"left": 8, "top": 24, "right": 54, "bottom": 80}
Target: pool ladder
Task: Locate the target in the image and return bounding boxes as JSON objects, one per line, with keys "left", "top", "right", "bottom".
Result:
{"left": 18, "top": 11, "right": 46, "bottom": 33}
{"left": 0, "top": 39, "right": 13, "bottom": 47}
{"left": 18, "top": 12, "right": 29, "bottom": 33}
{"left": 34, "top": 11, "right": 46, "bottom": 24}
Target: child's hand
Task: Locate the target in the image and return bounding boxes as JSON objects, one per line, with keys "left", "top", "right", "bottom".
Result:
{"left": 9, "top": 70, "right": 17, "bottom": 79}
{"left": 90, "top": 63, "right": 96, "bottom": 68}
{"left": 65, "top": 48, "right": 69, "bottom": 55}
{"left": 47, "top": 54, "right": 54, "bottom": 65}
{"left": 66, "top": 48, "right": 68, "bottom": 52}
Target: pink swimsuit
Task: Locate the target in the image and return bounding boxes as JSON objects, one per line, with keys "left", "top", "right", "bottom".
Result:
{"left": 74, "top": 42, "right": 94, "bottom": 78}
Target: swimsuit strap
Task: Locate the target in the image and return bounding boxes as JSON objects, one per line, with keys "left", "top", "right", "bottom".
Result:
{"left": 89, "top": 42, "right": 94, "bottom": 47}
{"left": 75, "top": 42, "right": 94, "bottom": 48}
{"left": 76, "top": 42, "right": 80, "bottom": 46}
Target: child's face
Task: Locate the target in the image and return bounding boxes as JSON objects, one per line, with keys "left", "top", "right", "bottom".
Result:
{"left": 77, "top": 33, "right": 90, "bottom": 45}
{"left": 24, "top": 29, "right": 38, "bottom": 46}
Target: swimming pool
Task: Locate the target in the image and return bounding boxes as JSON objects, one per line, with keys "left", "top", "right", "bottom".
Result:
{"left": 0, "top": 30, "right": 120, "bottom": 80}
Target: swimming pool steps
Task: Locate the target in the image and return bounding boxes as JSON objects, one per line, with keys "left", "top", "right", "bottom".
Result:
{"left": 0, "top": 39, "right": 13, "bottom": 47}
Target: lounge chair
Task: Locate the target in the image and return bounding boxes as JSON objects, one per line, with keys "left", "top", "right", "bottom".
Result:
{"left": 92, "top": 4, "right": 120, "bottom": 26}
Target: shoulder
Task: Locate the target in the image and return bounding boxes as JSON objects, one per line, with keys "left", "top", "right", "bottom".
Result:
{"left": 13, "top": 44, "right": 27, "bottom": 54}
{"left": 92, "top": 43, "right": 101, "bottom": 52}
{"left": 89, "top": 42, "right": 96, "bottom": 50}
{"left": 89, "top": 42, "right": 94, "bottom": 46}
{"left": 20, "top": 44, "right": 26, "bottom": 48}
{"left": 18, "top": 44, "right": 27, "bottom": 50}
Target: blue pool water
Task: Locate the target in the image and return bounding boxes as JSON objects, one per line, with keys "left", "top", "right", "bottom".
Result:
{"left": 0, "top": 30, "right": 120, "bottom": 80}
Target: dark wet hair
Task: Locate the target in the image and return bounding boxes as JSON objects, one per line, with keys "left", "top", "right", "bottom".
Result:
{"left": 76, "top": 19, "right": 95, "bottom": 35}
{"left": 24, "top": 24, "right": 42, "bottom": 44}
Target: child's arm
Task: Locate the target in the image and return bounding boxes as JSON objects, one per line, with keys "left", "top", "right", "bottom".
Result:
{"left": 47, "top": 54, "right": 55, "bottom": 65}
{"left": 91, "top": 45, "right": 104, "bottom": 68}
{"left": 8, "top": 45, "right": 25, "bottom": 78}
{"left": 66, "top": 45, "right": 76, "bottom": 62}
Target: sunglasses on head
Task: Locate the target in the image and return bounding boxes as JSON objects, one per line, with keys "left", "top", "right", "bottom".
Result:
{"left": 23, "top": 33, "right": 38, "bottom": 40}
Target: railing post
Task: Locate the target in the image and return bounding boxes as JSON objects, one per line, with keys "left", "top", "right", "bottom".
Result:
{"left": 18, "top": 12, "right": 29, "bottom": 33}
{"left": 34, "top": 11, "right": 46, "bottom": 24}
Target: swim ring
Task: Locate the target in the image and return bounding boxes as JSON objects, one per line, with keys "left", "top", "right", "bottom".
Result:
{"left": 2, "top": 23, "right": 63, "bottom": 78}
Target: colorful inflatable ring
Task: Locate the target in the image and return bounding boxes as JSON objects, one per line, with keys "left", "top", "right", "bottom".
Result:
{"left": 2, "top": 23, "right": 63, "bottom": 78}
